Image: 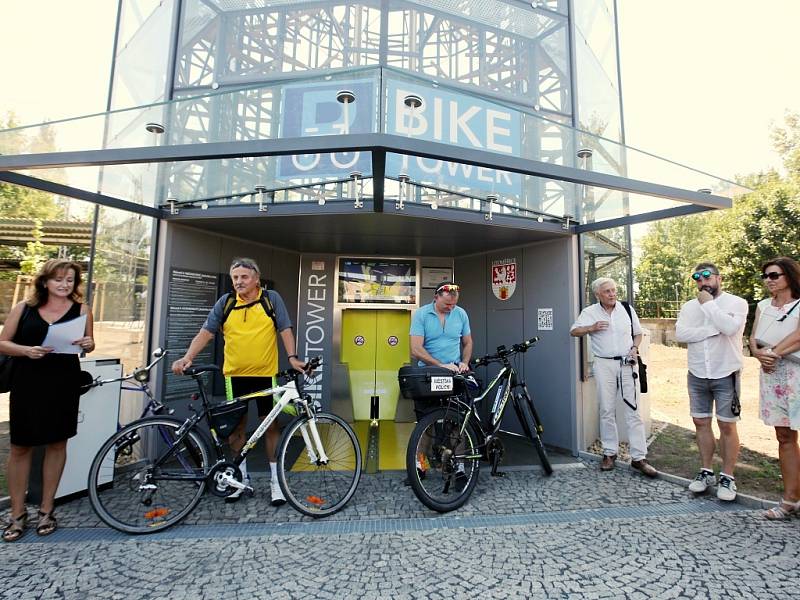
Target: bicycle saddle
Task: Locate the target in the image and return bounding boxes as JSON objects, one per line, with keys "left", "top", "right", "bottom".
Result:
{"left": 184, "top": 364, "right": 220, "bottom": 376}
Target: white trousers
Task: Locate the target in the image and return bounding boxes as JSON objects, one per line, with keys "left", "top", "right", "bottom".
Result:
{"left": 593, "top": 358, "right": 648, "bottom": 460}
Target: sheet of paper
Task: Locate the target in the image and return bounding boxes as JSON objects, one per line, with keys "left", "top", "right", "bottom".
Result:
{"left": 41, "top": 314, "right": 87, "bottom": 354}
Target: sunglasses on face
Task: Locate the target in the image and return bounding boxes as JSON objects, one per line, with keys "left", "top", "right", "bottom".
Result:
{"left": 691, "top": 270, "right": 718, "bottom": 281}
{"left": 435, "top": 283, "right": 460, "bottom": 294}
{"left": 761, "top": 271, "right": 784, "bottom": 280}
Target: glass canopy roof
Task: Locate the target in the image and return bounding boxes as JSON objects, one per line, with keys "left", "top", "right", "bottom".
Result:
{"left": 0, "top": 66, "right": 748, "bottom": 229}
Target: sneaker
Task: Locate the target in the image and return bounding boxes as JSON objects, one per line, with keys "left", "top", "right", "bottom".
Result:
{"left": 688, "top": 469, "right": 715, "bottom": 494}
{"left": 717, "top": 474, "right": 737, "bottom": 501}
{"left": 271, "top": 480, "right": 287, "bottom": 507}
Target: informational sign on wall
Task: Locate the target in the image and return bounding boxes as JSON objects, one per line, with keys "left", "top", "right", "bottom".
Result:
{"left": 163, "top": 268, "right": 219, "bottom": 402}
{"left": 296, "top": 256, "right": 335, "bottom": 409}
{"left": 491, "top": 258, "right": 517, "bottom": 301}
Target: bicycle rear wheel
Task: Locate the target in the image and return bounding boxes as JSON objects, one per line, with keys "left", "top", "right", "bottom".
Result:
{"left": 516, "top": 392, "right": 553, "bottom": 475}
{"left": 88, "top": 417, "right": 210, "bottom": 534}
{"left": 277, "top": 413, "right": 362, "bottom": 517}
{"left": 406, "top": 407, "right": 480, "bottom": 513}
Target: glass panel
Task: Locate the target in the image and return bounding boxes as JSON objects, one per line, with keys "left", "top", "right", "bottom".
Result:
{"left": 386, "top": 0, "right": 569, "bottom": 112}
{"left": 580, "top": 224, "right": 631, "bottom": 377}
{"left": 93, "top": 206, "right": 153, "bottom": 424}
{"left": 0, "top": 191, "right": 94, "bottom": 327}
{"left": 0, "top": 68, "right": 746, "bottom": 212}
{"left": 112, "top": 0, "right": 176, "bottom": 110}
{"left": 572, "top": 0, "right": 621, "bottom": 142}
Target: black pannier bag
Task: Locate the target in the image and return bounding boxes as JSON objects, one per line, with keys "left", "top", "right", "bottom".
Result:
{"left": 209, "top": 400, "right": 249, "bottom": 436}
{"left": 398, "top": 366, "right": 457, "bottom": 400}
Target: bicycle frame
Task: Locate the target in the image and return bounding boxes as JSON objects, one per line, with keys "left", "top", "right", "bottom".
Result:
{"left": 439, "top": 356, "right": 533, "bottom": 462}
{"left": 233, "top": 380, "right": 329, "bottom": 466}
{"left": 145, "top": 364, "right": 329, "bottom": 486}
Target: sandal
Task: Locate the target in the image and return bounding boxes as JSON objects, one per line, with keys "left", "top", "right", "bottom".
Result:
{"left": 2, "top": 511, "right": 29, "bottom": 543}
{"left": 36, "top": 510, "right": 57, "bottom": 537}
{"left": 764, "top": 498, "right": 800, "bottom": 521}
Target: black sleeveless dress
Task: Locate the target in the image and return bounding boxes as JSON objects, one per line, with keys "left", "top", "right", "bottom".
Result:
{"left": 9, "top": 302, "right": 83, "bottom": 446}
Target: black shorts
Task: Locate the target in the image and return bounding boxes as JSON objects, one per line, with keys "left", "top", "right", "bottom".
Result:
{"left": 226, "top": 376, "right": 276, "bottom": 417}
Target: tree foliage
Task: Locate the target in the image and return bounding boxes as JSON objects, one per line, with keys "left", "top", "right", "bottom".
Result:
{"left": 635, "top": 113, "right": 800, "bottom": 316}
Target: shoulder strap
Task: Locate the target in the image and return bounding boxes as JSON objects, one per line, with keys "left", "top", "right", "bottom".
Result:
{"left": 260, "top": 291, "right": 277, "bottom": 328}
{"left": 220, "top": 291, "right": 278, "bottom": 329}
{"left": 221, "top": 293, "right": 237, "bottom": 324}
{"left": 621, "top": 301, "right": 634, "bottom": 339}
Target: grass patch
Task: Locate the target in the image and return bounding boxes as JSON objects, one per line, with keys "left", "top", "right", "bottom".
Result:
{"left": 647, "top": 421, "right": 783, "bottom": 502}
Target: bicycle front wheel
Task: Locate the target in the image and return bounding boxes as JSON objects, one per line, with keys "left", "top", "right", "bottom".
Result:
{"left": 277, "top": 412, "right": 362, "bottom": 517}
{"left": 406, "top": 408, "right": 480, "bottom": 513}
{"left": 88, "top": 417, "right": 210, "bottom": 534}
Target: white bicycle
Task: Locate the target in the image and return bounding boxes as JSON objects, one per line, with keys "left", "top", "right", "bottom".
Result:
{"left": 87, "top": 356, "right": 362, "bottom": 534}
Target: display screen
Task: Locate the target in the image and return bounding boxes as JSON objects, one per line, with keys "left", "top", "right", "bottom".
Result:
{"left": 338, "top": 258, "right": 417, "bottom": 305}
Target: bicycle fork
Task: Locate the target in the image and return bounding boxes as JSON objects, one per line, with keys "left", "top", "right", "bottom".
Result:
{"left": 298, "top": 418, "right": 330, "bottom": 466}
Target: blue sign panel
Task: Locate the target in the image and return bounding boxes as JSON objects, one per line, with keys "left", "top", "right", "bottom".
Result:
{"left": 278, "top": 80, "right": 375, "bottom": 178}
{"left": 385, "top": 80, "right": 521, "bottom": 195}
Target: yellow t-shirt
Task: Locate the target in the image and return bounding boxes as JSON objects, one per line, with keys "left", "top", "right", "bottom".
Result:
{"left": 222, "top": 292, "right": 278, "bottom": 377}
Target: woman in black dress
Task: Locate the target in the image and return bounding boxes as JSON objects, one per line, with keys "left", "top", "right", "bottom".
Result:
{"left": 0, "top": 259, "right": 94, "bottom": 541}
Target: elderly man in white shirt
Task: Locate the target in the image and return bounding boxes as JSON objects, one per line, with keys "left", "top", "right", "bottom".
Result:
{"left": 571, "top": 277, "right": 657, "bottom": 477}
{"left": 675, "top": 262, "right": 748, "bottom": 501}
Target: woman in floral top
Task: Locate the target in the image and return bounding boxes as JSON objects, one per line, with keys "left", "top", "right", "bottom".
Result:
{"left": 750, "top": 256, "right": 800, "bottom": 519}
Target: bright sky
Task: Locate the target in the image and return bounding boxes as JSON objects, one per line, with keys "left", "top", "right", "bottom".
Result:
{"left": 1, "top": 1, "right": 798, "bottom": 184}
{"left": 617, "top": 0, "right": 800, "bottom": 180}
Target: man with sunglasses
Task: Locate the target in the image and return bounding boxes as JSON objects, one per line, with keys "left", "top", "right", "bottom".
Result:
{"left": 172, "top": 257, "right": 305, "bottom": 506}
{"left": 676, "top": 262, "right": 748, "bottom": 501}
{"left": 571, "top": 277, "right": 657, "bottom": 477}
{"left": 410, "top": 282, "right": 473, "bottom": 376}
{"left": 408, "top": 281, "right": 473, "bottom": 486}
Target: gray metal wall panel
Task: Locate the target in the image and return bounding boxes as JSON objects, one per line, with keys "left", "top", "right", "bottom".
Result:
{"left": 522, "top": 239, "right": 575, "bottom": 451}
{"left": 454, "top": 255, "right": 487, "bottom": 359}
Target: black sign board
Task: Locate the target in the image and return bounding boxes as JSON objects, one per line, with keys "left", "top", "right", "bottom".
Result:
{"left": 163, "top": 268, "right": 219, "bottom": 403}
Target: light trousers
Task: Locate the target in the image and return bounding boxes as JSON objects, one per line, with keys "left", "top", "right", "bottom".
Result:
{"left": 593, "top": 357, "right": 648, "bottom": 460}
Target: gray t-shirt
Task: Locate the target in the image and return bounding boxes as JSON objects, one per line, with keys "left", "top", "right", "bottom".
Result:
{"left": 202, "top": 289, "right": 293, "bottom": 334}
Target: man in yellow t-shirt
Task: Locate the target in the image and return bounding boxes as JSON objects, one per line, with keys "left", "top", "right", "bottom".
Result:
{"left": 172, "top": 257, "right": 305, "bottom": 505}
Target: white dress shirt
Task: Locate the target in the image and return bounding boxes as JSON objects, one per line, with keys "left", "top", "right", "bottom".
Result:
{"left": 675, "top": 291, "right": 748, "bottom": 379}
{"left": 571, "top": 301, "right": 642, "bottom": 358}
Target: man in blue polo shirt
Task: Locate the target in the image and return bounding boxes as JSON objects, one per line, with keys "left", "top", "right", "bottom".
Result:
{"left": 407, "top": 281, "right": 473, "bottom": 486}
{"left": 410, "top": 281, "right": 473, "bottom": 373}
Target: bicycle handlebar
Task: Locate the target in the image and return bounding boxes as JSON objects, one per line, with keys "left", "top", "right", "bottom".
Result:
{"left": 275, "top": 355, "right": 323, "bottom": 382}
{"left": 470, "top": 337, "right": 539, "bottom": 368}
{"left": 87, "top": 348, "right": 168, "bottom": 388}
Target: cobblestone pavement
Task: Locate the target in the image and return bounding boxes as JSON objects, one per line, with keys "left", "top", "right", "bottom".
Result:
{"left": 1, "top": 461, "right": 798, "bottom": 599}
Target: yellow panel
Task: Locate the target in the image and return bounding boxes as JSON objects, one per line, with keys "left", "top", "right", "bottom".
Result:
{"left": 378, "top": 421, "right": 416, "bottom": 471}
{"left": 374, "top": 310, "right": 411, "bottom": 419}
{"left": 341, "top": 310, "right": 377, "bottom": 421}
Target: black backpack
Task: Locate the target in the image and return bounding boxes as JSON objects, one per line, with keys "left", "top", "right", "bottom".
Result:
{"left": 220, "top": 291, "right": 277, "bottom": 330}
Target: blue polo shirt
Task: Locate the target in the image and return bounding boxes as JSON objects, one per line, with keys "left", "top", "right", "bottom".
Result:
{"left": 410, "top": 302, "right": 471, "bottom": 366}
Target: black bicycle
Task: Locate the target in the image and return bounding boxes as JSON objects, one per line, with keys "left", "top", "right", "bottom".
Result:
{"left": 87, "top": 356, "right": 361, "bottom": 534}
{"left": 402, "top": 337, "right": 552, "bottom": 512}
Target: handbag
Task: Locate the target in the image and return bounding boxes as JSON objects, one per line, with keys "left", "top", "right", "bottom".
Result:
{"left": 0, "top": 355, "right": 14, "bottom": 394}
{"left": 0, "top": 304, "right": 31, "bottom": 393}
{"left": 754, "top": 298, "right": 800, "bottom": 364}
{"left": 621, "top": 301, "right": 648, "bottom": 393}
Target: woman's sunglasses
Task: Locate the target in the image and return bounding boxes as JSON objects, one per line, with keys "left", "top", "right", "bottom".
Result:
{"left": 691, "top": 270, "right": 718, "bottom": 281}
{"left": 760, "top": 272, "right": 784, "bottom": 281}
